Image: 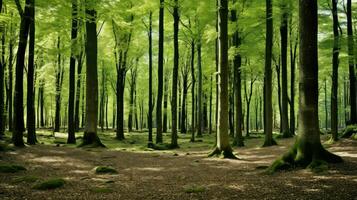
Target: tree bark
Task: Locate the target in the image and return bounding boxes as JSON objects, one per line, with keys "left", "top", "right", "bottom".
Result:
{"left": 27, "top": 0, "right": 36, "bottom": 144}
{"left": 54, "top": 36, "right": 63, "bottom": 132}
{"left": 280, "top": 2, "right": 290, "bottom": 137}
{"left": 0, "top": 1, "right": 5, "bottom": 138}
{"left": 147, "top": 11, "right": 153, "bottom": 147}
{"left": 330, "top": 0, "right": 340, "bottom": 141}
{"left": 67, "top": 0, "right": 78, "bottom": 143}
{"left": 13, "top": 0, "right": 32, "bottom": 147}
{"left": 263, "top": 0, "right": 277, "bottom": 147}
{"left": 170, "top": 0, "right": 179, "bottom": 148}
{"left": 270, "top": 0, "right": 342, "bottom": 172}
{"left": 190, "top": 40, "right": 196, "bottom": 142}
{"left": 346, "top": 0, "right": 356, "bottom": 124}
{"left": 156, "top": 0, "right": 164, "bottom": 143}
{"left": 81, "top": 0, "right": 104, "bottom": 147}
{"left": 209, "top": 0, "right": 236, "bottom": 158}
{"left": 197, "top": 40, "right": 203, "bottom": 137}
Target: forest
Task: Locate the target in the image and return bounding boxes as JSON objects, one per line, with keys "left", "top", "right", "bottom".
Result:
{"left": 0, "top": 0, "right": 357, "bottom": 199}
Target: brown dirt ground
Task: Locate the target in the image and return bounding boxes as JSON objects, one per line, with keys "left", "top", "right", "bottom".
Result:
{"left": 1, "top": 137, "right": 357, "bottom": 200}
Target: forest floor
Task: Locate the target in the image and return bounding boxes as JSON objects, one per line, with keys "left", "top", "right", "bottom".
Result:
{"left": 0, "top": 131, "right": 357, "bottom": 200}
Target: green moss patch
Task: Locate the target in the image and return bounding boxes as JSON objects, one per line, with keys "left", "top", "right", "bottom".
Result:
{"left": 90, "top": 187, "right": 113, "bottom": 193}
{"left": 33, "top": 178, "right": 65, "bottom": 190}
{"left": 95, "top": 166, "right": 118, "bottom": 174}
{"left": 184, "top": 185, "right": 206, "bottom": 193}
{"left": 0, "top": 164, "right": 26, "bottom": 173}
{"left": 308, "top": 160, "right": 328, "bottom": 173}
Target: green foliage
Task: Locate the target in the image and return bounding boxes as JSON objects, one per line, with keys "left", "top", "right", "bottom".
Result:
{"left": 0, "top": 165, "right": 26, "bottom": 173}
{"left": 33, "top": 178, "right": 65, "bottom": 190}
{"left": 95, "top": 166, "right": 118, "bottom": 174}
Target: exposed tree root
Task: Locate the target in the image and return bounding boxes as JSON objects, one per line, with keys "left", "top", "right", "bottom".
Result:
{"left": 208, "top": 147, "right": 238, "bottom": 159}
{"left": 262, "top": 138, "right": 278, "bottom": 147}
{"left": 267, "top": 139, "right": 342, "bottom": 174}
{"left": 341, "top": 125, "right": 357, "bottom": 138}
{"left": 78, "top": 133, "right": 106, "bottom": 148}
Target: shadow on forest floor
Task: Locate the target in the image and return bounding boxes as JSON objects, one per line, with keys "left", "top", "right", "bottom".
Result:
{"left": 0, "top": 130, "right": 357, "bottom": 200}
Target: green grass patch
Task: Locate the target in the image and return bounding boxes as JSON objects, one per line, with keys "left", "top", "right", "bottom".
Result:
{"left": 0, "top": 164, "right": 26, "bottom": 173}
{"left": 95, "top": 166, "right": 118, "bottom": 174}
{"left": 184, "top": 185, "right": 206, "bottom": 193}
{"left": 90, "top": 187, "right": 113, "bottom": 193}
{"left": 33, "top": 178, "right": 65, "bottom": 190}
{"left": 12, "top": 175, "right": 39, "bottom": 183}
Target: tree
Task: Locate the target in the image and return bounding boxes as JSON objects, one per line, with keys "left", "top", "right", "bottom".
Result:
{"left": 170, "top": 0, "right": 179, "bottom": 148}
{"left": 209, "top": 0, "right": 236, "bottom": 159}
{"left": 231, "top": 2, "right": 244, "bottom": 147}
{"left": 68, "top": 0, "right": 79, "bottom": 144}
{"left": 13, "top": 0, "right": 32, "bottom": 147}
{"left": 27, "top": 0, "right": 36, "bottom": 145}
{"left": 346, "top": 0, "right": 356, "bottom": 125}
{"left": 54, "top": 37, "right": 64, "bottom": 133}
{"left": 80, "top": 0, "right": 104, "bottom": 147}
{"left": 156, "top": 0, "right": 164, "bottom": 144}
{"left": 280, "top": 0, "right": 291, "bottom": 138}
{"left": 263, "top": 0, "right": 277, "bottom": 147}
{"left": 269, "top": 0, "right": 342, "bottom": 172}
{"left": 330, "top": 0, "right": 340, "bottom": 141}
{"left": 0, "top": 0, "right": 5, "bottom": 139}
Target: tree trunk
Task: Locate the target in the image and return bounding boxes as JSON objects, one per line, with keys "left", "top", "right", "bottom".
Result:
{"left": 7, "top": 15, "right": 14, "bottom": 132}
{"left": 81, "top": 0, "right": 104, "bottom": 147}
{"left": 0, "top": 2, "right": 5, "bottom": 138}
{"left": 197, "top": 40, "right": 203, "bottom": 137}
{"left": 54, "top": 36, "right": 62, "bottom": 132}
{"left": 325, "top": 80, "right": 329, "bottom": 130}
{"left": 67, "top": 0, "right": 78, "bottom": 143}
{"left": 263, "top": 0, "right": 277, "bottom": 147}
{"left": 156, "top": 0, "right": 164, "bottom": 144}
{"left": 170, "top": 0, "right": 179, "bottom": 148}
{"left": 163, "top": 75, "right": 168, "bottom": 133}
{"left": 181, "top": 75, "right": 187, "bottom": 133}
{"left": 209, "top": 75, "right": 213, "bottom": 134}
{"left": 280, "top": 2, "right": 290, "bottom": 137}
{"left": 13, "top": 0, "right": 32, "bottom": 147}
{"left": 27, "top": 0, "right": 36, "bottom": 144}
{"left": 289, "top": 18, "right": 298, "bottom": 135}
{"left": 190, "top": 41, "right": 196, "bottom": 142}
{"left": 270, "top": 0, "right": 342, "bottom": 172}
{"left": 231, "top": 6, "right": 244, "bottom": 146}
{"left": 209, "top": 0, "right": 236, "bottom": 158}
{"left": 75, "top": 52, "right": 84, "bottom": 131}
{"left": 147, "top": 11, "right": 153, "bottom": 147}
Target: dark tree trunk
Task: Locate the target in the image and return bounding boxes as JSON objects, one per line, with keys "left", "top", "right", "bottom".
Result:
{"left": 67, "top": 0, "right": 78, "bottom": 143}
{"left": 116, "top": 66, "right": 125, "bottom": 140}
{"left": 325, "top": 80, "right": 329, "bottom": 130}
{"left": 156, "top": 0, "right": 164, "bottom": 144}
{"left": 13, "top": 0, "right": 32, "bottom": 147}
{"left": 170, "top": 0, "right": 179, "bottom": 148}
{"left": 263, "top": 0, "right": 277, "bottom": 147}
{"left": 280, "top": 3, "right": 290, "bottom": 137}
{"left": 289, "top": 19, "right": 298, "bottom": 135}
{"left": 209, "top": 75, "right": 213, "bottom": 134}
{"left": 81, "top": 76, "right": 85, "bottom": 128}
{"left": 7, "top": 16, "right": 14, "bottom": 132}
{"left": 54, "top": 37, "right": 63, "bottom": 132}
{"left": 0, "top": 2, "right": 5, "bottom": 138}
{"left": 112, "top": 95, "right": 116, "bottom": 130}
{"left": 330, "top": 0, "right": 340, "bottom": 141}
{"left": 270, "top": 0, "right": 342, "bottom": 172}
{"left": 231, "top": 6, "right": 244, "bottom": 146}
{"left": 181, "top": 74, "right": 188, "bottom": 133}
{"left": 27, "top": 0, "right": 36, "bottom": 144}
{"left": 346, "top": 0, "right": 356, "bottom": 124}
{"left": 275, "top": 61, "right": 282, "bottom": 132}
{"left": 81, "top": 0, "right": 104, "bottom": 147}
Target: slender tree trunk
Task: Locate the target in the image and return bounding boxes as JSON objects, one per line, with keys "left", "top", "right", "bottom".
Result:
{"left": 231, "top": 6, "right": 244, "bottom": 146}
{"left": 0, "top": 1, "right": 5, "bottom": 138}
{"left": 209, "top": 75, "right": 213, "bottom": 134}
{"left": 209, "top": 0, "right": 236, "bottom": 158}
{"left": 280, "top": 2, "right": 290, "bottom": 137}
{"left": 13, "top": 0, "right": 32, "bottom": 147}
{"left": 181, "top": 75, "right": 187, "bottom": 133}
{"left": 27, "top": 0, "right": 36, "bottom": 144}
{"left": 163, "top": 76, "right": 168, "bottom": 133}
{"left": 197, "top": 40, "right": 203, "bottom": 137}
{"left": 270, "top": 0, "right": 342, "bottom": 172}
{"left": 325, "top": 80, "right": 329, "bottom": 130}
{"left": 156, "top": 0, "right": 164, "bottom": 144}
{"left": 289, "top": 19, "right": 298, "bottom": 135}
{"left": 7, "top": 16, "right": 14, "bottom": 132}
{"left": 347, "top": 0, "right": 356, "bottom": 124}
{"left": 263, "top": 0, "right": 277, "bottom": 147}
{"left": 67, "top": 0, "right": 78, "bottom": 143}
{"left": 170, "top": 0, "right": 179, "bottom": 148}
{"left": 190, "top": 41, "right": 196, "bottom": 142}
{"left": 81, "top": 0, "right": 104, "bottom": 147}
{"left": 75, "top": 52, "right": 84, "bottom": 131}
{"left": 275, "top": 62, "right": 282, "bottom": 132}
{"left": 147, "top": 11, "right": 153, "bottom": 147}
{"left": 54, "top": 37, "right": 62, "bottom": 132}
